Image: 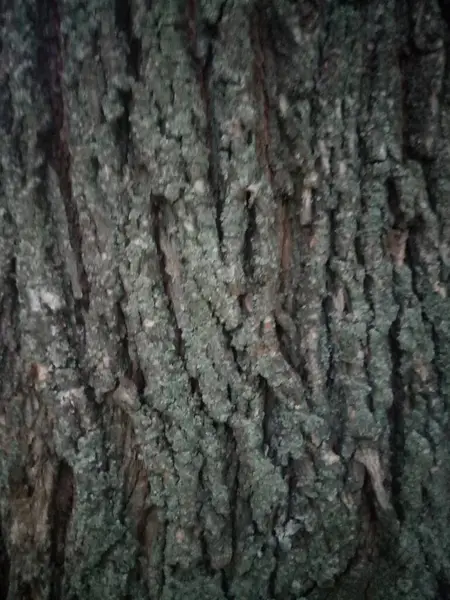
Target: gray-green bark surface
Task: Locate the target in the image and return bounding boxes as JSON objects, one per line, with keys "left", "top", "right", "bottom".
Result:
{"left": 0, "top": 0, "right": 449, "bottom": 599}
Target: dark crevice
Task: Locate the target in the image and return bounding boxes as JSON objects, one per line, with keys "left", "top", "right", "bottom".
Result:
{"left": 133, "top": 365, "right": 146, "bottom": 397}
{"left": 48, "top": 459, "right": 75, "bottom": 600}
{"left": 36, "top": 0, "right": 91, "bottom": 320}
{"left": 84, "top": 384, "right": 97, "bottom": 405}
{"left": 224, "top": 421, "right": 239, "bottom": 581}
{"left": 150, "top": 195, "right": 179, "bottom": 336}
{"left": 0, "top": 79, "right": 14, "bottom": 141}
{"left": 129, "top": 36, "right": 142, "bottom": 81}
{"left": 196, "top": 461, "right": 214, "bottom": 577}
{"left": 114, "top": 281, "right": 147, "bottom": 398}
{"left": 0, "top": 255, "right": 20, "bottom": 395}
{"left": 17, "top": 582, "right": 33, "bottom": 600}
{"left": 154, "top": 99, "right": 167, "bottom": 135}
{"left": 91, "top": 155, "right": 100, "bottom": 179}
{"left": 354, "top": 223, "right": 366, "bottom": 268}
{"left": 114, "top": 0, "right": 131, "bottom": 40}
{"left": 329, "top": 208, "right": 338, "bottom": 257}
{"left": 243, "top": 193, "right": 256, "bottom": 279}
{"left": 222, "top": 325, "right": 244, "bottom": 376}
{"left": 387, "top": 312, "right": 406, "bottom": 523}
{"left": 0, "top": 517, "right": 10, "bottom": 600}
{"left": 260, "top": 376, "right": 276, "bottom": 459}
{"left": 437, "top": 571, "right": 450, "bottom": 600}
{"left": 227, "top": 337, "right": 244, "bottom": 377}
{"left": 439, "top": 0, "right": 450, "bottom": 28}
{"left": 189, "top": 375, "right": 206, "bottom": 418}
{"left": 186, "top": 0, "right": 226, "bottom": 253}
{"left": 273, "top": 319, "right": 293, "bottom": 367}
{"left": 150, "top": 194, "right": 194, "bottom": 395}
{"left": 114, "top": 0, "right": 142, "bottom": 80}
{"left": 423, "top": 163, "right": 440, "bottom": 226}
{"left": 113, "top": 0, "right": 136, "bottom": 171}
{"left": 114, "top": 89, "right": 132, "bottom": 173}
{"left": 220, "top": 569, "right": 232, "bottom": 600}
{"left": 284, "top": 455, "right": 296, "bottom": 524}
{"left": 12, "top": 121, "right": 27, "bottom": 187}
{"left": 115, "top": 290, "right": 133, "bottom": 377}
{"left": 189, "top": 374, "right": 199, "bottom": 397}
{"left": 249, "top": 4, "right": 275, "bottom": 186}
{"left": 386, "top": 176, "right": 403, "bottom": 226}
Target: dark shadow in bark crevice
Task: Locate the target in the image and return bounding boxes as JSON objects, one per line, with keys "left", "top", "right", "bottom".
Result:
{"left": 388, "top": 313, "right": 406, "bottom": 523}
{"left": 243, "top": 192, "right": 257, "bottom": 280}
{"left": 114, "top": 0, "right": 142, "bottom": 81}
{"left": 48, "top": 459, "right": 75, "bottom": 600}
{"left": 0, "top": 517, "right": 10, "bottom": 600}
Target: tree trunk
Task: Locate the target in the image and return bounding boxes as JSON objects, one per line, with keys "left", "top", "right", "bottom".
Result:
{"left": 0, "top": 0, "right": 449, "bottom": 599}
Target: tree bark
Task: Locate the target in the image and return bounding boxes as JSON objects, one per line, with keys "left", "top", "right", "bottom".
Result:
{"left": 0, "top": 0, "right": 449, "bottom": 599}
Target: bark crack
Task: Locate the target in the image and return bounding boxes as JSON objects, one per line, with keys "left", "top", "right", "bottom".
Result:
{"left": 186, "top": 0, "right": 226, "bottom": 254}
{"left": 36, "top": 0, "right": 91, "bottom": 315}
{"left": 388, "top": 309, "right": 406, "bottom": 523}
{"left": 48, "top": 459, "right": 75, "bottom": 600}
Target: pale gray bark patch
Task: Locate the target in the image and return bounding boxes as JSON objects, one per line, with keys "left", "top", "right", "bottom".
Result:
{"left": 0, "top": 0, "right": 449, "bottom": 599}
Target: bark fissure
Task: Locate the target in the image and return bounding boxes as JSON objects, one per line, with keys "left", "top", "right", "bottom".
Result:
{"left": 115, "top": 0, "right": 141, "bottom": 82}
{"left": 0, "top": 516, "right": 10, "bottom": 600}
{"left": 150, "top": 194, "right": 185, "bottom": 361}
{"left": 388, "top": 311, "right": 406, "bottom": 523}
{"left": 243, "top": 194, "right": 257, "bottom": 279}
{"left": 186, "top": 0, "right": 226, "bottom": 252}
{"left": 0, "top": 256, "right": 20, "bottom": 391}
{"left": 37, "top": 0, "right": 91, "bottom": 314}
{"left": 48, "top": 459, "right": 75, "bottom": 600}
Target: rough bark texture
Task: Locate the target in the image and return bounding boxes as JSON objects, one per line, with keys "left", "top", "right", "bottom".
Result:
{"left": 0, "top": 0, "right": 449, "bottom": 599}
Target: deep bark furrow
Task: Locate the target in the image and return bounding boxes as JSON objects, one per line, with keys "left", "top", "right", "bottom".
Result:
{"left": 37, "top": 0, "right": 91, "bottom": 315}
{"left": 48, "top": 460, "right": 75, "bottom": 600}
